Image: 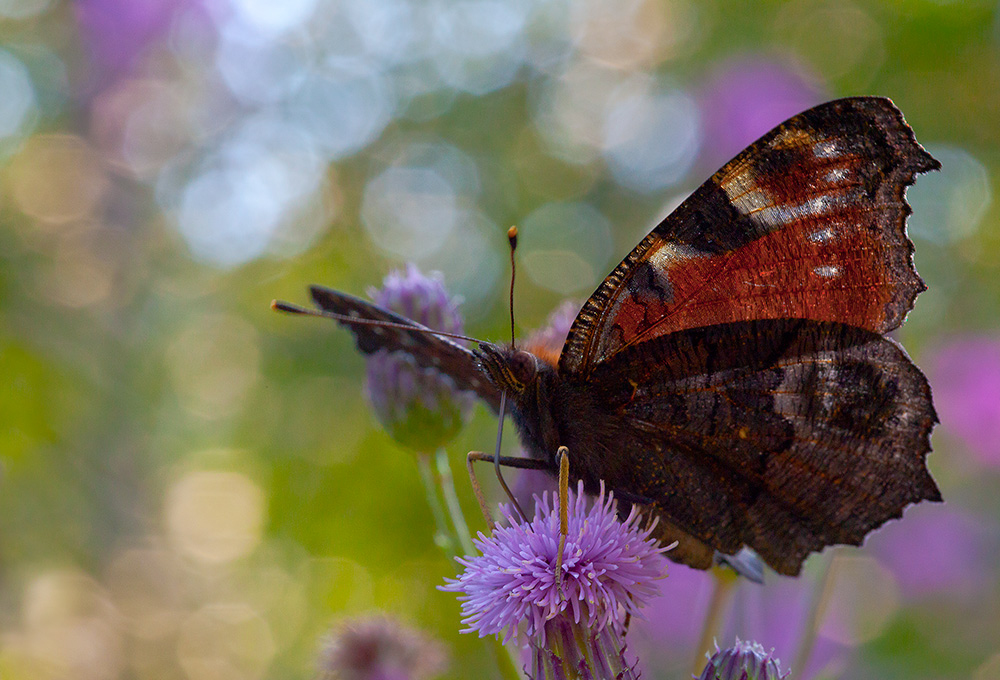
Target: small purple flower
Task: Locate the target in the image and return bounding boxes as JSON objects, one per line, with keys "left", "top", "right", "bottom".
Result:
{"left": 365, "top": 265, "right": 473, "bottom": 451}
{"left": 442, "top": 482, "right": 668, "bottom": 679}
{"left": 698, "top": 639, "right": 789, "bottom": 680}
{"left": 318, "top": 616, "right": 447, "bottom": 680}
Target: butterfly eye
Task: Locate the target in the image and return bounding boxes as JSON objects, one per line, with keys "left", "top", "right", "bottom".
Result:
{"left": 510, "top": 350, "right": 538, "bottom": 388}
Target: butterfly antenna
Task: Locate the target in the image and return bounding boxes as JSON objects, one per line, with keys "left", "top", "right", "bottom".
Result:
{"left": 507, "top": 226, "right": 518, "bottom": 349}
{"left": 484, "top": 225, "right": 528, "bottom": 524}
{"left": 555, "top": 446, "right": 570, "bottom": 598}
{"left": 270, "top": 299, "right": 481, "bottom": 345}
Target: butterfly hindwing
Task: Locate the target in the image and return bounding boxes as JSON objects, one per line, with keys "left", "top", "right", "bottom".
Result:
{"left": 561, "top": 97, "right": 940, "bottom": 375}
{"left": 309, "top": 286, "right": 502, "bottom": 411}
{"left": 561, "top": 318, "right": 938, "bottom": 575}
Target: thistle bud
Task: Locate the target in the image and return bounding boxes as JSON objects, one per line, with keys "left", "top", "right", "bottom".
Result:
{"left": 697, "top": 639, "right": 789, "bottom": 680}
{"left": 364, "top": 265, "right": 472, "bottom": 451}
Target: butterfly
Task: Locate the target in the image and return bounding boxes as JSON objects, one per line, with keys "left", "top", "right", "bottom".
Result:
{"left": 289, "top": 97, "right": 941, "bottom": 577}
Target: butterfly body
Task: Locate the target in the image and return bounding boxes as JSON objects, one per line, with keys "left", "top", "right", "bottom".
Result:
{"left": 301, "top": 96, "right": 941, "bottom": 576}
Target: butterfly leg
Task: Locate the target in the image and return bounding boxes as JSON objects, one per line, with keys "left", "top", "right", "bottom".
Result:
{"left": 465, "top": 451, "right": 551, "bottom": 529}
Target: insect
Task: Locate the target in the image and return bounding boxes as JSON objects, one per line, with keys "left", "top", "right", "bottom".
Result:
{"left": 277, "top": 97, "right": 941, "bottom": 577}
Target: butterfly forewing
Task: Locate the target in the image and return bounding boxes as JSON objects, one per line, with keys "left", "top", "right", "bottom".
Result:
{"left": 560, "top": 97, "right": 940, "bottom": 375}
{"left": 309, "top": 286, "right": 502, "bottom": 411}
{"left": 569, "top": 318, "right": 939, "bottom": 576}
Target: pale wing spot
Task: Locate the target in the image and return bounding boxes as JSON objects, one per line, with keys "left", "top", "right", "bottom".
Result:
{"left": 808, "top": 226, "right": 836, "bottom": 243}
{"left": 813, "top": 140, "right": 840, "bottom": 158}
{"left": 647, "top": 242, "right": 705, "bottom": 269}
{"left": 719, "top": 170, "right": 767, "bottom": 203}
{"left": 348, "top": 310, "right": 361, "bottom": 318}
{"left": 726, "top": 187, "right": 773, "bottom": 216}
{"left": 752, "top": 194, "right": 840, "bottom": 226}
{"left": 825, "top": 167, "right": 849, "bottom": 182}
{"left": 771, "top": 128, "right": 816, "bottom": 149}
{"left": 372, "top": 326, "right": 386, "bottom": 336}
{"left": 814, "top": 265, "right": 840, "bottom": 278}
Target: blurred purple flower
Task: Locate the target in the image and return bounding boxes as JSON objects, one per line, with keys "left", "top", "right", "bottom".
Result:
{"left": 368, "top": 265, "right": 466, "bottom": 339}
{"left": 442, "top": 482, "right": 668, "bottom": 678}
{"left": 698, "top": 55, "right": 824, "bottom": 170}
{"left": 521, "top": 299, "right": 581, "bottom": 366}
{"left": 365, "top": 265, "right": 473, "bottom": 452}
{"left": 732, "top": 575, "right": 849, "bottom": 680}
{"left": 926, "top": 335, "right": 1000, "bottom": 468}
{"left": 75, "top": 0, "right": 193, "bottom": 85}
{"left": 630, "top": 565, "right": 712, "bottom": 658}
{"left": 697, "top": 639, "right": 788, "bottom": 680}
{"left": 319, "top": 616, "right": 447, "bottom": 680}
{"left": 635, "top": 570, "right": 845, "bottom": 679}
{"left": 511, "top": 467, "right": 558, "bottom": 520}
{"left": 870, "top": 503, "right": 993, "bottom": 599}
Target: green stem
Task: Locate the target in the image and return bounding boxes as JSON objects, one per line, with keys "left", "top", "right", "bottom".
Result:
{"left": 435, "top": 449, "right": 521, "bottom": 678}
{"left": 792, "top": 553, "right": 838, "bottom": 678}
{"left": 416, "top": 452, "right": 454, "bottom": 555}
{"left": 435, "top": 448, "right": 476, "bottom": 556}
{"left": 493, "top": 637, "right": 524, "bottom": 680}
{"left": 692, "top": 570, "right": 737, "bottom": 677}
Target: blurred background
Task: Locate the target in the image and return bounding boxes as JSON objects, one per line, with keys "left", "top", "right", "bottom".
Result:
{"left": 1, "top": 0, "right": 998, "bottom": 678}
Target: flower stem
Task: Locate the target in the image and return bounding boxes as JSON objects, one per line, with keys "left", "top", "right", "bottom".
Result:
{"left": 434, "top": 450, "right": 521, "bottom": 678}
{"left": 435, "top": 448, "right": 476, "bottom": 556}
{"left": 416, "top": 452, "right": 454, "bottom": 554}
{"left": 493, "top": 638, "right": 524, "bottom": 680}
{"left": 692, "top": 569, "right": 737, "bottom": 676}
{"left": 792, "top": 553, "right": 838, "bottom": 678}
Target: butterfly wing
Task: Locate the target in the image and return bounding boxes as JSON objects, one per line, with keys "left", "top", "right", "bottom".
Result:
{"left": 560, "top": 97, "right": 940, "bottom": 375}
{"left": 561, "top": 318, "right": 939, "bottom": 576}
{"left": 309, "top": 286, "right": 503, "bottom": 411}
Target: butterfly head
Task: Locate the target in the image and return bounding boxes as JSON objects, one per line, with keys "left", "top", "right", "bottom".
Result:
{"left": 474, "top": 343, "right": 540, "bottom": 395}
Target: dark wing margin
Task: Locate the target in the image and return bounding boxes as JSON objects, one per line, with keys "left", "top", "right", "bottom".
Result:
{"left": 578, "top": 318, "right": 939, "bottom": 576}
{"left": 309, "top": 286, "right": 502, "bottom": 412}
{"left": 560, "top": 97, "right": 940, "bottom": 376}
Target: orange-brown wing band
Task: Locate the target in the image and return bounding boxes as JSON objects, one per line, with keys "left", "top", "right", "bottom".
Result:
{"left": 560, "top": 97, "right": 940, "bottom": 375}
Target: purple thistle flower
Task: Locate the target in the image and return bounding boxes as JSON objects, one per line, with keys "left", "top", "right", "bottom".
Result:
{"left": 365, "top": 264, "right": 473, "bottom": 451}
{"left": 442, "top": 482, "right": 668, "bottom": 679}
{"left": 697, "top": 639, "right": 789, "bottom": 680}
{"left": 318, "top": 616, "right": 447, "bottom": 680}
